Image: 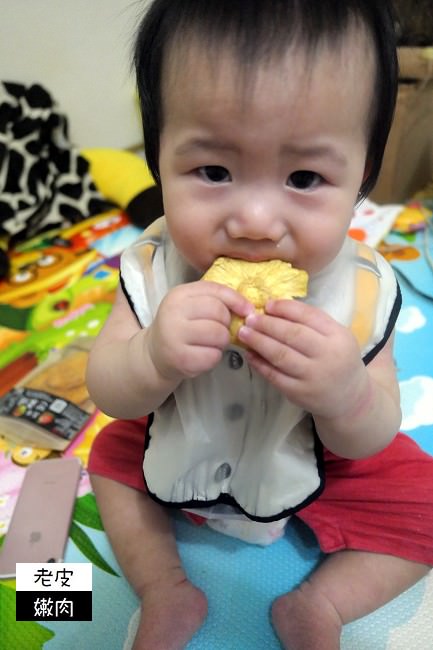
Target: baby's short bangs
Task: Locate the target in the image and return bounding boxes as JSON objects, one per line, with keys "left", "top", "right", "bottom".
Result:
{"left": 135, "top": 0, "right": 398, "bottom": 197}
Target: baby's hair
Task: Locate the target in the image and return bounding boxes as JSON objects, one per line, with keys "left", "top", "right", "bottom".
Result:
{"left": 134, "top": 0, "right": 398, "bottom": 199}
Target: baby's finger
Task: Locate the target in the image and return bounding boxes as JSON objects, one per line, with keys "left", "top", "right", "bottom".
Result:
{"left": 184, "top": 294, "right": 232, "bottom": 328}
{"left": 241, "top": 311, "right": 320, "bottom": 358}
{"left": 266, "top": 299, "right": 335, "bottom": 336}
{"left": 246, "top": 349, "right": 304, "bottom": 392}
{"left": 200, "top": 280, "right": 254, "bottom": 317}
{"left": 238, "top": 324, "right": 307, "bottom": 377}
{"left": 187, "top": 320, "right": 232, "bottom": 349}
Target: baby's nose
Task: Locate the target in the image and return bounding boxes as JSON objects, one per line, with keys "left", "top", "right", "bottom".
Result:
{"left": 227, "top": 195, "right": 286, "bottom": 241}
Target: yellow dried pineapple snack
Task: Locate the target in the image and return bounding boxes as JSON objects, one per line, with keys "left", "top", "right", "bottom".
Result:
{"left": 202, "top": 257, "right": 308, "bottom": 345}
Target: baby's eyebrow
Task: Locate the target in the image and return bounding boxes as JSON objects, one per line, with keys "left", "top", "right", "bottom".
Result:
{"left": 175, "top": 138, "right": 240, "bottom": 157}
{"left": 280, "top": 143, "right": 348, "bottom": 168}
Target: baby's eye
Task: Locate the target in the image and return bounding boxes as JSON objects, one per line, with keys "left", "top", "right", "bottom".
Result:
{"left": 287, "top": 170, "right": 323, "bottom": 191}
{"left": 199, "top": 166, "right": 231, "bottom": 183}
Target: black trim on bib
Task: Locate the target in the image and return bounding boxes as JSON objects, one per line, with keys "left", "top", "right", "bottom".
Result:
{"left": 363, "top": 281, "right": 402, "bottom": 366}
{"left": 142, "top": 414, "right": 326, "bottom": 523}
{"left": 119, "top": 272, "right": 142, "bottom": 327}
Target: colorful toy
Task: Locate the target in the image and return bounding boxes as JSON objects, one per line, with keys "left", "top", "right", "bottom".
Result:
{"left": 81, "top": 148, "right": 163, "bottom": 229}
{"left": 1, "top": 147, "right": 162, "bottom": 278}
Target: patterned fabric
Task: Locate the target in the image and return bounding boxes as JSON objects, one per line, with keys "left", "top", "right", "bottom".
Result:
{"left": 0, "top": 82, "right": 112, "bottom": 272}
{"left": 0, "top": 205, "right": 432, "bottom": 648}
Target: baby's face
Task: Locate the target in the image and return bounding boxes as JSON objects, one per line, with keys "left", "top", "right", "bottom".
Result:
{"left": 159, "top": 30, "right": 375, "bottom": 276}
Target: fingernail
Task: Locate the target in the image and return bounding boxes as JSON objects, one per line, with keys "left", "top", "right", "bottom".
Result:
{"left": 238, "top": 325, "right": 250, "bottom": 340}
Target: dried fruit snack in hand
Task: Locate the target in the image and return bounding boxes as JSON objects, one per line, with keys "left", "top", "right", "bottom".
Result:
{"left": 202, "top": 257, "right": 308, "bottom": 345}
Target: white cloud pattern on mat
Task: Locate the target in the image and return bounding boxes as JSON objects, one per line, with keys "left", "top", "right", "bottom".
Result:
{"left": 396, "top": 306, "right": 426, "bottom": 333}
{"left": 386, "top": 572, "right": 433, "bottom": 649}
{"left": 122, "top": 607, "right": 140, "bottom": 650}
{"left": 399, "top": 376, "right": 433, "bottom": 431}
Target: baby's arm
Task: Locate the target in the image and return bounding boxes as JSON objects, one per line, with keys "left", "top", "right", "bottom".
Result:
{"left": 86, "top": 285, "right": 172, "bottom": 418}
{"left": 86, "top": 281, "right": 252, "bottom": 419}
{"left": 237, "top": 299, "right": 401, "bottom": 459}
{"left": 312, "top": 332, "right": 401, "bottom": 458}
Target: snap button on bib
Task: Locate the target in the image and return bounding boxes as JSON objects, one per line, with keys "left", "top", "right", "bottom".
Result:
{"left": 214, "top": 462, "right": 232, "bottom": 481}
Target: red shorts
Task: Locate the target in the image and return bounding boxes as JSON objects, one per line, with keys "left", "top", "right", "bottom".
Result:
{"left": 88, "top": 417, "right": 433, "bottom": 565}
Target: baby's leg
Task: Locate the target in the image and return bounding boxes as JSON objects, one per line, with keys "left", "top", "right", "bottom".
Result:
{"left": 91, "top": 475, "right": 207, "bottom": 650}
{"left": 272, "top": 549, "right": 429, "bottom": 650}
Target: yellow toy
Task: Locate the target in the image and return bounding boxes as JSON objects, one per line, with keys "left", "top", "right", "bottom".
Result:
{"left": 81, "top": 148, "right": 163, "bottom": 228}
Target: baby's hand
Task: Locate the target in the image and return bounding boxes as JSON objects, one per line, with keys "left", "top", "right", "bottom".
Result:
{"left": 237, "top": 299, "right": 367, "bottom": 420}
{"left": 146, "top": 280, "right": 252, "bottom": 383}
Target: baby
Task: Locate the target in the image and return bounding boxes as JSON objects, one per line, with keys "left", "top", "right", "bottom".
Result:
{"left": 86, "top": 2, "right": 433, "bottom": 649}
